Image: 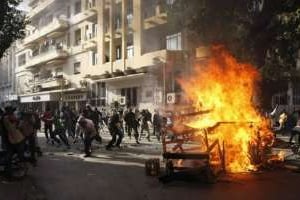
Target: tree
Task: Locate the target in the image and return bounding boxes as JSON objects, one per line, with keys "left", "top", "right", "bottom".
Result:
{"left": 168, "top": 0, "right": 300, "bottom": 81}
{"left": 0, "top": 0, "right": 27, "bottom": 58}
{"left": 259, "top": 0, "right": 300, "bottom": 80}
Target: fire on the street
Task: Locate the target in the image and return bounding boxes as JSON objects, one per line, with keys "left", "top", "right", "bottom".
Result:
{"left": 178, "top": 46, "right": 276, "bottom": 173}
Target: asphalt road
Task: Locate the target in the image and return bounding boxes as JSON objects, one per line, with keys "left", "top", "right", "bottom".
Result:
{"left": 31, "top": 151, "right": 300, "bottom": 200}
{"left": 2, "top": 132, "right": 300, "bottom": 200}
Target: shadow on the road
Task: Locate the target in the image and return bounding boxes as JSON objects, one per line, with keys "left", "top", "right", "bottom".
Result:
{"left": 26, "top": 150, "right": 300, "bottom": 200}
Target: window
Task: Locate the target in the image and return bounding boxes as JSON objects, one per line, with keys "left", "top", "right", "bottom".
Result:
{"left": 144, "top": 0, "right": 156, "bottom": 18}
{"left": 85, "top": 25, "right": 89, "bottom": 40}
{"left": 127, "top": 34, "right": 134, "bottom": 57}
{"left": 104, "top": 9, "right": 110, "bottom": 33}
{"left": 91, "top": 51, "right": 98, "bottom": 65}
{"left": 115, "top": 15, "right": 121, "bottom": 30}
{"left": 98, "top": 82, "right": 106, "bottom": 98}
{"left": 126, "top": 13, "right": 133, "bottom": 27}
{"left": 55, "top": 68, "right": 63, "bottom": 77}
{"left": 273, "top": 93, "right": 288, "bottom": 105}
{"left": 166, "top": 0, "right": 175, "bottom": 5}
{"left": 127, "top": 46, "right": 134, "bottom": 58}
{"left": 127, "top": 0, "right": 133, "bottom": 14}
{"left": 74, "top": 29, "right": 81, "bottom": 46}
{"left": 166, "top": 32, "right": 182, "bottom": 50}
{"left": 85, "top": 24, "right": 97, "bottom": 40}
{"left": 92, "top": 23, "right": 97, "bottom": 37}
{"left": 75, "top": 1, "right": 82, "bottom": 15}
{"left": 116, "top": 45, "right": 122, "bottom": 60}
{"left": 91, "top": 83, "right": 97, "bottom": 98}
{"left": 74, "top": 62, "right": 81, "bottom": 74}
{"left": 86, "top": 0, "right": 96, "bottom": 9}
{"left": 45, "top": 14, "right": 53, "bottom": 25}
{"left": 32, "top": 47, "right": 39, "bottom": 57}
{"left": 18, "top": 54, "right": 26, "bottom": 67}
{"left": 66, "top": 33, "right": 70, "bottom": 47}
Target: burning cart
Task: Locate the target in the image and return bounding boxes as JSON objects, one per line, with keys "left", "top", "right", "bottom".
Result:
{"left": 158, "top": 117, "right": 227, "bottom": 183}
{"left": 145, "top": 110, "right": 272, "bottom": 183}
{"left": 145, "top": 111, "right": 230, "bottom": 183}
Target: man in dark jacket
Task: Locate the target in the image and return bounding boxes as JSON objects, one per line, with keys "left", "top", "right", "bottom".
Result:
{"left": 62, "top": 106, "right": 76, "bottom": 139}
{"left": 140, "top": 110, "right": 151, "bottom": 142}
{"left": 153, "top": 110, "right": 162, "bottom": 141}
{"left": 18, "top": 111, "right": 37, "bottom": 165}
{"left": 125, "top": 108, "right": 139, "bottom": 144}
{"left": 106, "top": 110, "right": 124, "bottom": 150}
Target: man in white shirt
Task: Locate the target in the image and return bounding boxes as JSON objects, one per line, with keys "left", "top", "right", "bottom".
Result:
{"left": 75, "top": 116, "right": 97, "bottom": 157}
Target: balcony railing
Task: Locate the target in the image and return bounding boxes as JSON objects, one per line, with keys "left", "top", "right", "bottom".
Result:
{"left": 24, "top": 18, "right": 68, "bottom": 46}
{"left": 25, "top": 47, "right": 69, "bottom": 69}
{"left": 144, "top": 5, "right": 156, "bottom": 19}
{"left": 143, "top": 3, "right": 168, "bottom": 29}
{"left": 28, "top": 77, "right": 60, "bottom": 89}
{"left": 28, "top": 0, "right": 56, "bottom": 19}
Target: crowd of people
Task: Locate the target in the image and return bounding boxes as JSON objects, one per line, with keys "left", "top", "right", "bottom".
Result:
{"left": 270, "top": 105, "right": 300, "bottom": 145}
{"left": 0, "top": 104, "right": 165, "bottom": 177}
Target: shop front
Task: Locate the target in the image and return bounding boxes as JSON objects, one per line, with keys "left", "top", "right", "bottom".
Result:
{"left": 63, "top": 93, "right": 88, "bottom": 112}
{"left": 103, "top": 73, "right": 162, "bottom": 112}
{"left": 20, "top": 92, "right": 60, "bottom": 112}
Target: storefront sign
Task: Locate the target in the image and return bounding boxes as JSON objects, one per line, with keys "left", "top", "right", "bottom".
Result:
{"left": 32, "top": 96, "right": 41, "bottom": 101}
{"left": 63, "top": 94, "right": 87, "bottom": 102}
{"left": 20, "top": 94, "right": 52, "bottom": 103}
{"left": 8, "top": 95, "right": 18, "bottom": 101}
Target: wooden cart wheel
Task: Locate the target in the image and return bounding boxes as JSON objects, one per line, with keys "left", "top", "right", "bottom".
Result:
{"left": 165, "top": 160, "right": 174, "bottom": 176}
{"left": 204, "top": 166, "right": 217, "bottom": 184}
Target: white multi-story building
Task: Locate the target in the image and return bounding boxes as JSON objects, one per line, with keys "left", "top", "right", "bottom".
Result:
{"left": 16, "top": 0, "right": 193, "bottom": 112}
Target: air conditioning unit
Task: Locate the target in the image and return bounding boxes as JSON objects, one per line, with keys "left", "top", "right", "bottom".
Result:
{"left": 119, "top": 96, "right": 126, "bottom": 105}
{"left": 166, "top": 93, "right": 176, "bottom": 104}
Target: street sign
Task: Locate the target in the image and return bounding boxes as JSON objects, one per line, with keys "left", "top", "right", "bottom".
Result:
{"left": 167, "top": 93, "right": 176, "bottom": 104}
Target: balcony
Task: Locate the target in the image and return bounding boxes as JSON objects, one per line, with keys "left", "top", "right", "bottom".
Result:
{"left": 83, "top": 39, "right": 97, "bottom": 51}
{"left": 25, "top": 47, "right": 69, "bottom": 69}
{"left": 24, "top": 18, "right": 68, "bottom": 46}
{"left": 70, "top": 5, "right": 97, "bottom": 25}
{"left": 28, "top": 0, "right": 39, "bottom": 7}
{"left": 28, "top": 0, "right": 56, "bottom": 19}
{"left": 144, "top": 4, "right": 167, "bottom": 29}
{"left": 28, "top": 78, "right": 60, "bottom": 89}
{"left": 133, "top": 49, "right": 185, "bottom": 68}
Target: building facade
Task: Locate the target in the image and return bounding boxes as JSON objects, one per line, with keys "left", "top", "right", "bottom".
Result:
{"left": 0, "top": 45, "right": 18, "bottom": 105}
{"left": 14, "top": 0, "right": 191, "bottom": 112}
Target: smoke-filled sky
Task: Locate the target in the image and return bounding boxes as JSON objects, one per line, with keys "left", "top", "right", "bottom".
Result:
{"left": 18, "top": 0, "right": 30, "bottom": 11}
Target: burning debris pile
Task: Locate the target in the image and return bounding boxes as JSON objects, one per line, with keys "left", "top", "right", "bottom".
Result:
{"left": 175, "top": 46, "right": 277, "bottom": 173}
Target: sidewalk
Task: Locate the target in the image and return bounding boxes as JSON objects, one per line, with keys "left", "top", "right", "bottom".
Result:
{"left": 273, "top": 133, "right": 300, "bottom": 171}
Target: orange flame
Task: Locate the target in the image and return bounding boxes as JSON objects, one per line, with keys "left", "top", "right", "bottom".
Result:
{"left": 178, "top": 46, "right": 274, "bottom": 172}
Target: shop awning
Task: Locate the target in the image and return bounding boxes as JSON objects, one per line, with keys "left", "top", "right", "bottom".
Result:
{"left": 93, "top": 73, "right": 146, "bottom": 83}
{"left": 19, "top": 88, "right": 87, "bottom": 103}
